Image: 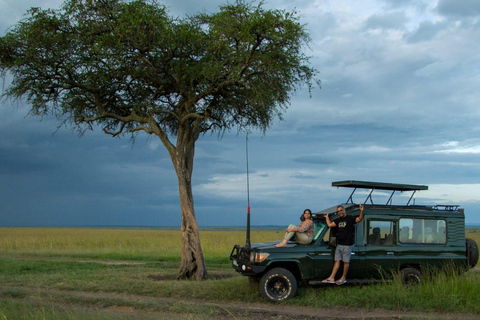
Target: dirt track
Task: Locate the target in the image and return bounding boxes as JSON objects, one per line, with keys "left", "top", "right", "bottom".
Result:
{"left": 3, "top": 286, "right": 478, "bottom": 320}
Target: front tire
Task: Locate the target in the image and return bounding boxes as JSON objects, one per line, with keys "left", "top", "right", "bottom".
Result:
{"left": 259, "top": 268, "right": 297, "bottom": 302}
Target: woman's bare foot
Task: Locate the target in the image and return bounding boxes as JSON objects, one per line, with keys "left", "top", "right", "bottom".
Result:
{"left": 275, "top": 240, "right": 287, "bottom": 247}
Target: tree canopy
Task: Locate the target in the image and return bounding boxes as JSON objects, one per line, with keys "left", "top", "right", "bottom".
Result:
{"left": 0, "top": 0, "right": 319, "bottom": 279}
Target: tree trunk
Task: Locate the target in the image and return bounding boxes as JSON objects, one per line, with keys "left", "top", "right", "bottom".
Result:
{"left": 172, "top": 139, "right": 207, "bottom": 280}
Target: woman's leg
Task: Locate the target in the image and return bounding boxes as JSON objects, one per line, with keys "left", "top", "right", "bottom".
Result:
{"left": 295, "top": 232, "right": 313, "bottom": 244}
{"left": 275, "top": 224, "right": 296, "bottom": 247}
{"left": 283, "top": 224, "right": 296, "bottom": 241}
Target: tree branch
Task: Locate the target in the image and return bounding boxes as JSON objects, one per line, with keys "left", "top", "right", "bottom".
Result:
{"left": 103, "top": 121, "right": 126, "bottom": 137}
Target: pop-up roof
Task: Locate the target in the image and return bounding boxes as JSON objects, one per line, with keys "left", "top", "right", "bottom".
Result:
{"left": 332, "top": 180, "right": 428, "bottom": 206}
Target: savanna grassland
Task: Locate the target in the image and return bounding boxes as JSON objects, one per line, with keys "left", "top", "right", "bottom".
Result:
{"left": 1, "top": 227, "right": 480, "bottom": 319}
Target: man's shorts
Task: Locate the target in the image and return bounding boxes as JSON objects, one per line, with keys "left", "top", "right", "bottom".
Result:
{"left": 335, "top": 244, "right": 354, "bottom": 262}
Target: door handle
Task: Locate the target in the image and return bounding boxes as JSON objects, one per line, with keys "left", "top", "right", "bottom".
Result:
{"left": 387, "top": 252, "right": 394, "bottom": 255}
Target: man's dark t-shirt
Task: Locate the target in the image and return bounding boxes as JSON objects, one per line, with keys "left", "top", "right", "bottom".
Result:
{"left": 333, "top": 215, "right": 358, "bottom": 246}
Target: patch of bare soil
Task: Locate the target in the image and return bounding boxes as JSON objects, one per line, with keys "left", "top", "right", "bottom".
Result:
{"left": 2, "top": 286, "right": 478, "bottom": 320}
{"left": 148, "top": 271, "right": 235, "bottom": 281}
{"left": 12, "top": 256, "right": 148, "bottom": 266}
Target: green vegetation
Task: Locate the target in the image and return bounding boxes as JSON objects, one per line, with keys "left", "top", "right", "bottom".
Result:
{"left": 0, "top": 227, "right": 479, "bottom": 319}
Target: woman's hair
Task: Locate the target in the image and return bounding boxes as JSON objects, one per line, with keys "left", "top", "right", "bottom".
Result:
{"left": 300, "top": 209, "right": 312, "bottom": 221}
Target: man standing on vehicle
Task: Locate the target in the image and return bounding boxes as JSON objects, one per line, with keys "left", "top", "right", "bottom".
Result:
{"left": 323, "top": 204, "right": 364, "bottom": 285}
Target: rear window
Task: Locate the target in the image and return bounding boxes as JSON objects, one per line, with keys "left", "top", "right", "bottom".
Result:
{"left": 399, "top": 218, "right": 446, "bottom": 244}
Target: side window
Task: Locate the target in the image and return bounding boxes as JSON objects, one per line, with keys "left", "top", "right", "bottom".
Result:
{"left": 367, "top": 220, "right": 395, "bottom": 245}
{"left": 314, "top": 222, "right": 327, "bottom": 241}
{"left": 399, "top": 218, "right": 446, "bottom": 244}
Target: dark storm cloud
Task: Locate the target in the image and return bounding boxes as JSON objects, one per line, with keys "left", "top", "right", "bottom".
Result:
{"left": 0, "top": 105, "right": 182, "bottom": 227}
{"left": 363, "top": 12, "right": 407, "bottom": 30}
{"left": 160, "top": 0, "right": 225, "bottom": 16}
{"left": 292, "top": 155, "right": 339, "bottom": 166}
{"left": 436, "top": 0, "right": 480, "bottom": 18}
{"left": 404, "top": 20, "right": 448, "bottom": 43}
{"left": 378, "top": 0, "right": 420, "bottom": 9}
{"left": 0, "top": 145, "right": 56, "bottom": 174}
{"left": 290, "top": 172, "right": 320, "bottom": 180}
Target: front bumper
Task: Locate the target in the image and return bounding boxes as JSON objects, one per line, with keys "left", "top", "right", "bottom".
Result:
{"left": 230, "top": 244, "right": 267, "bottom": 275}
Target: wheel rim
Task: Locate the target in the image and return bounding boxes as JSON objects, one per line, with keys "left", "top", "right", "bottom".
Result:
{"left": 267, "top": 276, "right": 289, "bottom": 298}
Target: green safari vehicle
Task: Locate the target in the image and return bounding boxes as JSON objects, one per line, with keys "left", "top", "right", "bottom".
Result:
{"left": 230, "top": 180, "right": 479, "bottom": 302}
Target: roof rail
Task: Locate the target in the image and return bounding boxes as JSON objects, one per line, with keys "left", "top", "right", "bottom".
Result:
{"left": 434, "top": 205, "right": 460, "bottom": 211}
{"left": 332, "top": 180, "right": 428, "bottom": 206}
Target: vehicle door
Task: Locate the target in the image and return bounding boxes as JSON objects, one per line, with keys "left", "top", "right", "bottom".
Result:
{"left": 310, "top": 223, "right": 335, "bottom": 279}
{"left": 312, "top": 222, "right": 365, "bottom": 279}
{"left": 344, "top": 221, "right": 366, "bottom": 279}
{"left": 364, "top": 219, "right": 398, "bottom": 277}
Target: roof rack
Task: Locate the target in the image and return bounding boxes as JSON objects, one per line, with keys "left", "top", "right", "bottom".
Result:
{"left": 332, "top": 180, "right": 428, "bottom": 206}
{"left": 434, "top": 205, "right": 460, "bottom": 211}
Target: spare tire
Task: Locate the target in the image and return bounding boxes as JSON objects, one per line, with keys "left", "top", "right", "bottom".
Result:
{"left": 466, "top": 238, "right": 479, "bottom": 269}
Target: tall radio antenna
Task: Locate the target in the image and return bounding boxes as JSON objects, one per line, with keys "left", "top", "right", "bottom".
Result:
{"left": 245, "top": 133, "right": 251, "bottom": 249}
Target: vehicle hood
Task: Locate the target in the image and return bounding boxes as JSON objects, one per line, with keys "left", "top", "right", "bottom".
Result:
{"left": 250, "top": 241, "right": 308, "bottom": 251}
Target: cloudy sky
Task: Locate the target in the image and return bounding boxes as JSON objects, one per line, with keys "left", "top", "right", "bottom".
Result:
{"left": 1, "top": 0, "right": 480, "bottom": 228}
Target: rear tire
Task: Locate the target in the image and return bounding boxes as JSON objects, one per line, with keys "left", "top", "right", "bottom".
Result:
{"left": 259, "top": 268, "right": 297, "bottom": 302}
{"left": 466, "top": 238, "right": 479, "bottom": 269}
{"left": 400, "top": 267, "right": 422, "bottom": 285}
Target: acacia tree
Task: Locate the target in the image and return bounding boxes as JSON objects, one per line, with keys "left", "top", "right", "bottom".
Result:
{"left": 0, "top": 0, "right": 318, "bottom": 280}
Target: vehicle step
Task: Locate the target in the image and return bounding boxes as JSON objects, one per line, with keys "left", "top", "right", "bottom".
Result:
{"left": 308, "top": 279, "right": 385, "bottom": 286}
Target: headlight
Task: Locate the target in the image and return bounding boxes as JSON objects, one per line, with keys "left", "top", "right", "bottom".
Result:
{"left": 249, "top": 252, "right": 270, "bottom": 263}
{"left": 256, "top": 253, "right": 270, "bottom": 262}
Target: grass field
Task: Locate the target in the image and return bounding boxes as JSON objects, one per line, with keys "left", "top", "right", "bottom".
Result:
{"left": 1, "top": 227, "right": 480, "bottom": 319}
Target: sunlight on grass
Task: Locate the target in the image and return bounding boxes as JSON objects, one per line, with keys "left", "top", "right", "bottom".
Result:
{"left": 466, "top": 229, "right": 480, "bottom": 244}
{"left": 0, "top": 227, "right": 279, "bottom": 262}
